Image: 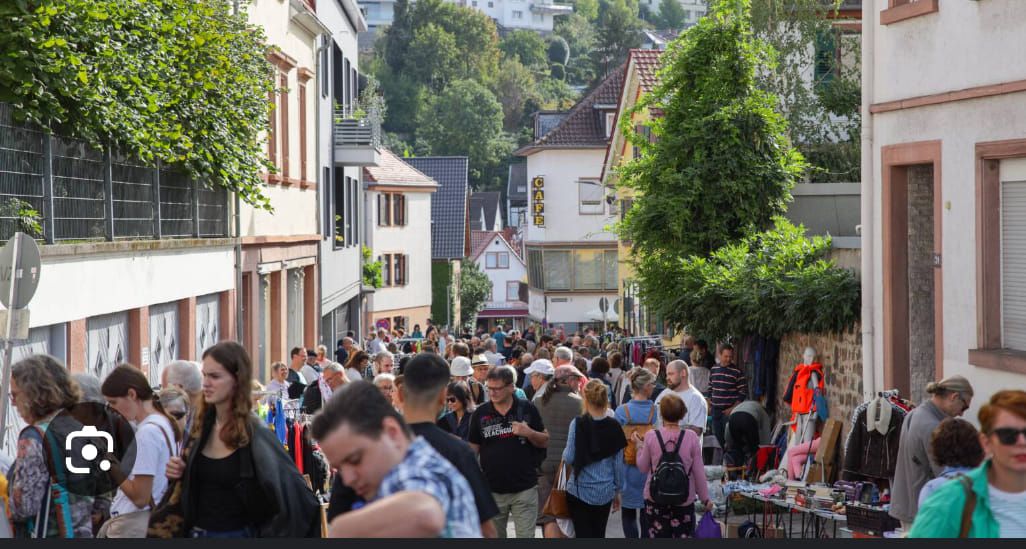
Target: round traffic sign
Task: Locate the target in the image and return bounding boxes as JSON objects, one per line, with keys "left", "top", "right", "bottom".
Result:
{"left": 0, "top": 232, "right": 42, "bottom": 309}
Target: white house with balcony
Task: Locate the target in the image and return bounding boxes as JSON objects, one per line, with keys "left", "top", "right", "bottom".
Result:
{"left": 363, "top": 149, "right": 436, "bottom": 334}
{"left": 458, "top": 0, "right": 573, "bottom": 33}
{"left": 513, "top": 66, "right": 624, "bottom": 333}
{"left": 471, "top": 230, "right": 529, "bottom": 331}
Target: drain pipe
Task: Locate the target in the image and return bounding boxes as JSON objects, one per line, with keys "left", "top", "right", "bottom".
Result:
{"left": 860, "top": 0, "right": 877, "bottom": 399}
{"left": 232, "top": 0, "right": 244, "bottom": 343}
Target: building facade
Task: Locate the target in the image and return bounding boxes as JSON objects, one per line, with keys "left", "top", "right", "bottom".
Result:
{"left": 316, "top": 0, "right": 374, "bottom": 351}
{"left": 456, "top": 0, "right": 573, "bottom": 33}
{"left": 363, "top": 150, "right": 436, "bottom": 333}
{"left": 515, "top": 67, "right": 624, "bottom": 333}
{"left": 862, "top": 0, "right": 1026, "bottom": 419}
{"left": 471, "top": 230, "right": 529, "bottom": 331}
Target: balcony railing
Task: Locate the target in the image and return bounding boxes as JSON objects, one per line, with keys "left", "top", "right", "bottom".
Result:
{"left": 0, "top": 103, "right": 229, "bottom": 243}
{"left": 334, "top": 106, "right": 382, "bottom": 148}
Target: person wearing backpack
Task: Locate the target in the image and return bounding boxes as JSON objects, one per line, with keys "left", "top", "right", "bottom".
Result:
{"left": 614, "top": 367, "right": 659, "bottom": 538}
{"left": 636, "top": 392, "right": 711, "bottom": 538}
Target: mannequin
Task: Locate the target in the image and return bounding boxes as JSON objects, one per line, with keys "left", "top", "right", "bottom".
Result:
{"left": 763, "top": 347, "right": 825, "bottom": 482}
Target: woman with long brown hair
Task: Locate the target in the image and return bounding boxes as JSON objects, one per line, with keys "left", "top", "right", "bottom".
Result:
{"left": 343, "top": 350, "right": 370, "bottom": 383}
{"left": 162, "top": 341, "right": 319, "bottom": 537}
{"left": 98, "top": 365, "right": 181, "bottom": 538}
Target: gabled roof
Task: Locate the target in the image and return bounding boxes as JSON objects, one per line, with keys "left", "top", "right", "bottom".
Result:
{"left": 470, "top": 230, "right": 525, "bottom": 263}
{"left": 534, "top": 111, "right": 569, "bottom": 140}
{"left": 469, "top": 191, "right": 502, "bottom": 231}
{"left": 632, "top": 49, "right": 663, "bottom": 95}
{"left": 364, "top": 149, "right": 437, "bottom": 189}
{"left": 507, "top": 161, "right": 528, "bottom": 203}
{"left": 402, "top": 157, "right": 469, "bottom": 260}
{"left": 601, "top": 49, "right": 665, "bottom": 183}
{"left": 515, "top": 65, "right": 627, "bottom": 155}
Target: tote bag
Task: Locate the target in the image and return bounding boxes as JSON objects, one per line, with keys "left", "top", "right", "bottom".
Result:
{"left": 541, "top": 460, "right": 572, "bottom": 519}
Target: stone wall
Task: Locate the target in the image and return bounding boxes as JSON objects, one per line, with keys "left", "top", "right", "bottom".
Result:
{"left": 775, "top": 325, "right": 864, "bottom": 441}
{"left": 907, "top": 165, "right": 937, "bottom": 401}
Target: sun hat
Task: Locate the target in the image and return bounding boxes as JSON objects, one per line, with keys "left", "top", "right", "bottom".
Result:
{"left": 450, "top": 356, "right": 473, "bottom": 377}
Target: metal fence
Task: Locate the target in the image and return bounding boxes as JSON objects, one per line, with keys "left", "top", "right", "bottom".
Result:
{"left": 0, "top": 103, "right": 228, "bottom": 243}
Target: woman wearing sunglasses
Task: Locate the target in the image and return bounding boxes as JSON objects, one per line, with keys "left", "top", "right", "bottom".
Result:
{"left": 438, "top": 381, "right": 475, "bottom": 440}
{"left": 910, "top": 389, "right": 1026, "bottom": 538}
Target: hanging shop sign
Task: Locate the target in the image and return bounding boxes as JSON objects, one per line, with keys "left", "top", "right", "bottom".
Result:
{"left": 532, "top": 176, "right": 545, "bottom": 227}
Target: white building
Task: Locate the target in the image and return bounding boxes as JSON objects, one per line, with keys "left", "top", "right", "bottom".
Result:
{"left": 458, "top": 0, "right": 573, "bottom": 33}
{"left": 363, "top": 149, "right": 436, "bottom": 333}
{"left": 471, "top": 230, "right": 529, "bottom": 331}
{"left": 862, "top": 0, "right": 1026, "bottom": 419}
{"left": 514, "top": 66, "right": 624, "bottom": 333}
{"left": 316, "top": 0, "right": 376, "bottom": 350}
{"left": 640, "top": 0, "right": 707, "bottom": 27}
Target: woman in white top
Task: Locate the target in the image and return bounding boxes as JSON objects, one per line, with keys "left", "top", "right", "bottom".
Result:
{"left": 99, "top": 365, "right": 180, "bottom": 538}
{"left": 264, "top": 361, "right": 290, "bottom": 405}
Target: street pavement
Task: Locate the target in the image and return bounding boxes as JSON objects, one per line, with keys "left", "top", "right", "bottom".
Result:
{"left": 504, "top": 509, "right": 626, "bottom": 538}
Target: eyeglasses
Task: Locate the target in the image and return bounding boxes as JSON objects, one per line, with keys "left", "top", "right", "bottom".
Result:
{"left": 446, "top": 397, "right": 458, "bottom": 403}
{"left": 991, "top": 427, "right": 1026, "bottom": 445}
{"left": 486, "top": 384, "right": 510, "bottom": 393}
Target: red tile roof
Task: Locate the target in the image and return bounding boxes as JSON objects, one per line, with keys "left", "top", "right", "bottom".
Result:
{"left": 515, "top": 65, "right": 627, "bottom": 153}
{"left": 364, "top": 149, "right": 437, "bottom": 187}
{"left": 631, "top": 49, "right": 664, "bottom": 94}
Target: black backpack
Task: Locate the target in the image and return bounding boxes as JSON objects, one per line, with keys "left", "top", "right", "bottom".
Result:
{"left": 649, "top": 430, "right": 690, "bottom": 506}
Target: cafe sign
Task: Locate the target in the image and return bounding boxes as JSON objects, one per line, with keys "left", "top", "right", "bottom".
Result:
{"left": 532, "top": 176, "right": 545, "bottom": 227}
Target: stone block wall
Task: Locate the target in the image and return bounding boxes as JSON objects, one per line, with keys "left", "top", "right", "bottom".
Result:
{"left": 775, "top": 325, "right": 864, "bottom": 441}
{"left": 907, "top": 164, "right": 937, "bottom": 401}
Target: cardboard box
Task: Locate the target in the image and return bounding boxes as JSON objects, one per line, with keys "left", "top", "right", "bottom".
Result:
{"left": 806, "top": 418, "right": 843, "bottom": 483}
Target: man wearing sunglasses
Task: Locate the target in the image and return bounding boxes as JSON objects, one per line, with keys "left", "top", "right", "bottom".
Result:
{"left": 890, "top": 375, "right": 975, "bottom": 529}
{"left": 910, "top": 389, "right": 1026, "bottom": 538}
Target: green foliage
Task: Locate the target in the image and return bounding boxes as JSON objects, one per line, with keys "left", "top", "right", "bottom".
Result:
{"left": 493, "top": 59, "right": 540, "bottom": 131}
{"left": 0, "top": 198, "right": 42, "bottom": 239}
{"left": 575, "top": 0, "right": 601, "bottom": 20}
{"left": 416, "top": 80, "right": 512, "bottom": 187}
{"left": 432, "top": 261, "right": 455, "bottom": 327}
{"left": 748, "top": 0, "right": 861, "bottom": 182}
{"left": 635, "top": 218, "right": 860, "bottom": 340}
{"left": 459, "top": 260, "right": 492, "bottom": 330}
{"left": 363, "top": 246, "right": 384, "bottom": 289}
{"left": 618, "top": 0, "right": 805, "bottom": 259}
{"left": 549, "top": 63, "right": 567, "bottom": 82}
{"left": 554, "top": 14, "right": 598, "bottom": 86}
{"left": 591, "top": 0, "right": 644, "bottom": 81}
{"left": 407, "top": 23, "right": 462, "bottom": 92}
{"left": 547, "top": 36, "right": 571, "bottom": 66}
{"left": 0, "top": 0, "right": 275, "bottom": 210}
{"left": 501, "top": 30, "right": 549, "bottom": 70}
{"left": 658, "top": 0, "right": 687, "bottom": 30}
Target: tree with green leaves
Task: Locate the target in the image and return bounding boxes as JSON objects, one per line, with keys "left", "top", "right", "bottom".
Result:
{"left": 500, "top": 30, "right": 549, "bottom": 70}
{"left": 0, "top": 0, "right": 275, "bottom": 209}
{"left": 493, "top": 59, "right": 540, "bottom": 131}
{"left": 460, "top": 260, "right": 493, "bottom": 331}
{"left": 547, "top": 36, "right": 570, "bottom": 66}
{"left": 658, "top": 0, "right": 687, "bottom": 30}
{"left": 554, "top": 14, "right": 598, "bottom": 85}
{"left": 618, "top": 0, "right": 857, "bottom": 339}
{"left": 749, "top": 0, "right": 860, "bottom": 182}
{"left": 415, "top": 80, "right": 512, "bottom": 187}
{"left": 591, "top": 0, "right": 643, "bottom": 81}
{"left": 406, "top": 23, "right": 461, "bottom": 92}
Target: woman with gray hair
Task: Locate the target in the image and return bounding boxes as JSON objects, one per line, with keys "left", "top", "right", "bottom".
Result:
{"left": 613, "top": 367, "right": 659, "bottom": 538}
{"left": 6, "top": 355, "right": 94, "bottom": 538}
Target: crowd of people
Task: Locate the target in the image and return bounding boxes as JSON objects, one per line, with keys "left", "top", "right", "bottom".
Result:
{"left": 2, "top": 322, "right": 1025, "bottom": 539}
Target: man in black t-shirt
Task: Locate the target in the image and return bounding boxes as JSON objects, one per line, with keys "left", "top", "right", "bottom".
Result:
{"left": 468, "top": 367, "right": 548, "bottom": 539}
{"left": 327, "top": 354, "right": 500, "bottom": 538}
{"left": 287, "top": 346, "right": 308, "bottom": 399}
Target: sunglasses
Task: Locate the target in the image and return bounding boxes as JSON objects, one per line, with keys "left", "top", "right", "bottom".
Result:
{"left": 447, "top": 397, "right": 457, "bottom": 403}
{"left": 169, "top": 411, "right": 187, "bottom": 420}
{"left": 991, "top": 427, "right": 1026, "bottom": 445}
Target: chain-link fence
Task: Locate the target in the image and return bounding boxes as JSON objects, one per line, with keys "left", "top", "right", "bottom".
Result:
{"left": 0, "top": 103, "right": 229, "bottom": 243}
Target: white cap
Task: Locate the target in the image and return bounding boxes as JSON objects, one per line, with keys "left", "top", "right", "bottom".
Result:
{"left": 450, "top": 356, "right": 473, "bottom": 377}
{"left": 524, "top": 359, "right": 555, "bottom": 377}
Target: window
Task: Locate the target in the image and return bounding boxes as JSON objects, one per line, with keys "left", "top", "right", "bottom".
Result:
{"left": 543, "top": 250, "right": 572, "bottom": 290}
{"left": 573, "top": 249, "right": 605, "bottom": 290}
{"left": 579, "top": 179, "right": 604, "bottom": 215}
{"left": 619, "top": 198, "right": 634, "bottom": 224}
{"left": 506, "top": 281, "right": 520, "bottom": 302}
{"left": 334, "top": 169, "right": 346, "bottom": 247}
{"left": 605, "top": 112, "right": 615, "bottom": 138}
{"left": 489, "top": 1, "right": 495, "bottom": 7}
{"left": 604, "top": 249, "right": 619, "bottom": 289}
{"left": 528, "top": 249, "right": 544, "bottom": 288}
{"left": 472, "top": 1, "right": 477, "bottom": 6}
{"left": 534, "top": 13, "right": 544, "bottom": 23}
{"left": 393, "top": 194, "right": 406, "bottom": 226}
{"left": 633, "top": 125, "right": 653, "bottom": 159}
{"left": 529, "top": 249, "right": 619, "bottom": 291}
{"left": 813, "top": 29, "right": 838, "bottom": 88}
{"left": 378, "top": 193, "right": 391, "bottom": 226}
{"left": 380, "top": 253, "right": 409, "bottom": 287}
{"left": 485, "top": 251, "right": 510, "bottom": 269}
{"left": 513, "top": 9, "right": 522, "bottom": 18}
{"left": 881, "top": 0, "right": 940, "bottom": 26}
{"left": 376, "top": 193, "right": 406, "bottom": 227}
{"left": 279, "top": 73, "right": 289, "bottom": 179}
{"left": 1001, "top": 163, "right": 1026, "bottom": 351}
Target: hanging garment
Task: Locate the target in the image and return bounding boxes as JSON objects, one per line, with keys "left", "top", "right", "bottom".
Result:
{"left": 786, "top": 362, "right": 824, "bottom": 433}
{"left": 841, "top": 398, "right": 906, "bottom": 481}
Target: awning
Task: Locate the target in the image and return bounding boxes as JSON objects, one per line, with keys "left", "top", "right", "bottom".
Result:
{"left": 477, "top": 308, "right": 529, "bottom": 318}
{"left": 585, "top": 308, "right": 619, "bottom": 322}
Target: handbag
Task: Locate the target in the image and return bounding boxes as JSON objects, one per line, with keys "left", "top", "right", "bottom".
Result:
{"left": 103, "top": 420, "right": 175, "bottom": 539}
{"left": 541, "top": 460, "right": 572, "bottom": 519}
{"left": 622, "top": 406, "right": 656, "bottom": 466}
{"left": 957, "top": 474, "right": 977, "bottom": 538}
{"left": 146, "top": 429, "right": 188, "bottom": 539}
{"left": 695, "top": 511, "right": 721, "bottom": 539}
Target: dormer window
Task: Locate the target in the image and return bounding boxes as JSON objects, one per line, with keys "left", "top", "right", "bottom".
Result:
{"left": 605, "top": 112, "right": 615, "bottom": 138}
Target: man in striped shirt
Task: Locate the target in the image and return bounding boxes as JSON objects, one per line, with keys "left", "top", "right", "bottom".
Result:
{"left": 708, "top": 344, "right": 747, "bottom": 448}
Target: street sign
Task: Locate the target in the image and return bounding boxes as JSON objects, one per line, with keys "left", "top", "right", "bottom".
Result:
{"left": 599, "top": 297, "right": 608, "bottom": 313}
{"left": 0, "top": 309, "right": 30, "bottom": 339}
{"left": 0, "top": 232, "right": 41, "bottom": 309}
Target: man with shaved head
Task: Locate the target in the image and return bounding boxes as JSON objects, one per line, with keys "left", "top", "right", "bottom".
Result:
{"left": 654, "top": 360, "right": 708, "bottom": 435}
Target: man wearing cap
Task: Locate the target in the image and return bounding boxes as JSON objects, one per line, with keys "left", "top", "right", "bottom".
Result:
{"left": 889, "top": 375, "right": 975, "bottom": 529}
{"left": 523, "top": 359, "right": 554, "bottom": 401}
{"left": 451, "top": 356, "right": 486, "bottom": 405}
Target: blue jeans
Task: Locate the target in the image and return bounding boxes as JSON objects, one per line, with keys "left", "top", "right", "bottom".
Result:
{"left": 711, "top": 407, "right": 728, "bottom": 450}
{"left": 190, "top": 526, "right": 255, "bottom": 538}
{"left": 621, "top": 507, "right": 644, "bottom": 538}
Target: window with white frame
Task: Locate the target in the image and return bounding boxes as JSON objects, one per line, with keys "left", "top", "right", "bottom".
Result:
{"left": 579, "top": 179, "right": 604, "bottom": 214}
{"left": 486, "top": 251, "right": 510, "bottom": 269}
{"left": 513, "top": 10, "right": 523, "bottom": 18}
{"left": 1001, "top": 160, "right": 1026, "bottom": 350}
{"left": 605, "top": 112, "right": 615, "bottom": 138}
{"left": 506, "top": 281, "right": 520, "bottom": 302}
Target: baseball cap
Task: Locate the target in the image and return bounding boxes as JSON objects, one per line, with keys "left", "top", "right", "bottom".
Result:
{"left": 524, "top": 359, "right": 555, "bottom": 377}
{"left": 554, "top": 364, "right": 586, "bottom": 381}
{"left": 471, "top": 354, "right": 490, "bottom": 367}
{"left": 450, "top": 356, "right": 473, "bottom": 377}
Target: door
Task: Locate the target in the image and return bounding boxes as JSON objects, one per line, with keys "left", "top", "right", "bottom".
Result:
{"left": 286, "top": 268, "right": 305, "bottom": 348}
{"left": 196, "top": 293, "right": 220, "bottom": 358}
{"left": 149, "top": 301, "right": 179, "bottom": 383}
{"left": 87, "top": 311, "right": 129, "bottom": 381}
{"left": 3, "top": 324, "right": 68, "bottom": 456}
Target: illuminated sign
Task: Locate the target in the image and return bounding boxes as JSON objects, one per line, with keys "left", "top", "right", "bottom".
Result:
{"left": 532, "top": 176, "right": 545, "bottom": 226}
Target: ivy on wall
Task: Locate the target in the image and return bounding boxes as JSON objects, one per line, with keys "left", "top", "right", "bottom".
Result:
{"left": 0, "top": 0, "right": 276, "bottom": 209}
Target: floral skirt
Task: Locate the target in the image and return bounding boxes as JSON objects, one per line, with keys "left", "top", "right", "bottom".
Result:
{"left": 643, "top": 501, "right": 695, "bottom": 538}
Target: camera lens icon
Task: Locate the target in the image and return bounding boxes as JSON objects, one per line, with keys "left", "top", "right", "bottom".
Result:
{"left": 66, "top": 425, "right": 114, "bottom": 474}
